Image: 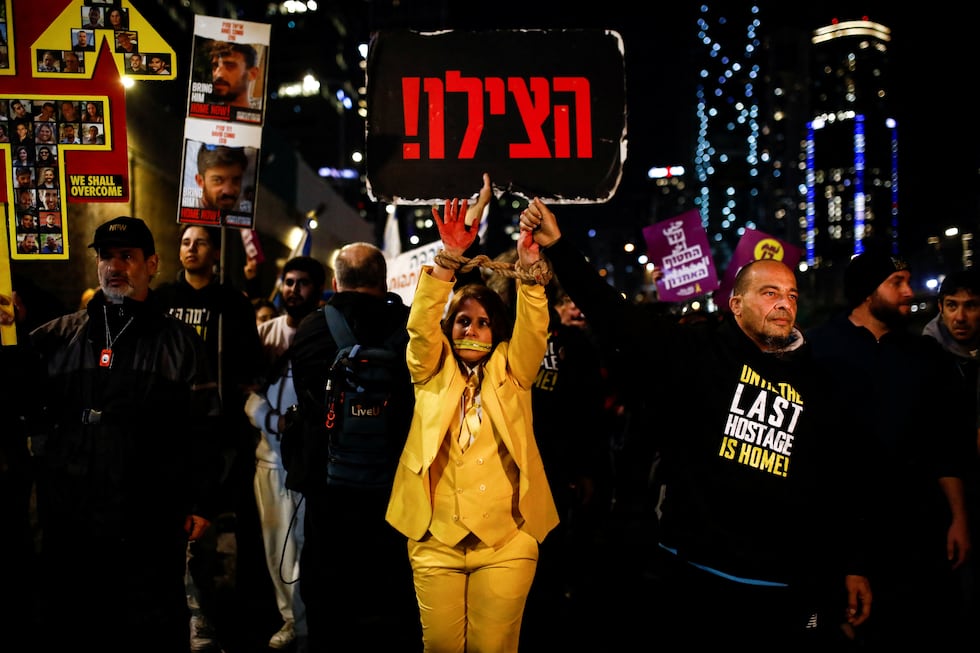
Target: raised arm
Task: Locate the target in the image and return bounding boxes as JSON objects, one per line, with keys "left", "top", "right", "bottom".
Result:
{"left": 520, "top": 197, "right": 636, "bottom": 347}
{"left": 431, "top": 173, "right": 492, "bottom": 282}
{"left": 517, "top": 221, "right": 540, "bottom": 270}
{"left": 521, "top": 197, "right": 561, "bottom": 248}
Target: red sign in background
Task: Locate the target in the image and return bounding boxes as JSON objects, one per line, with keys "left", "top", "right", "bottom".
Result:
{"left": 1, "top": 0, "right": 139, "bottom": 343}
{"left": 1, "top": 0, "right": 131, "bottom": 207}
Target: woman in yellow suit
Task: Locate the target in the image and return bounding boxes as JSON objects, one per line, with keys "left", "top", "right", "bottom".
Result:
{"left": 386, "top": 174, "right": 559, "bottom": 653}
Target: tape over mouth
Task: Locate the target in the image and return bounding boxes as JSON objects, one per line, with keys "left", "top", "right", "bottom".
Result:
{"left": 454, "top": 339, "right": 492, "bottom": 352}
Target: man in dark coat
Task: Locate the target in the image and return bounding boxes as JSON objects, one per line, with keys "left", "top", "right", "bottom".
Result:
{"left": 26, "top": 216, "right": 221, "bottom": 652}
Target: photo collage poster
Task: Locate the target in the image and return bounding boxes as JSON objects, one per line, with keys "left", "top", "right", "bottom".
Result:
{"left": 32, "top": 1, "right": 177, "bottom": 82}
{"left": 6, "top": 1, "right": 178, "bottom": 263}
{"left": 2, "top": 0, "right": 177, "bottom": 347}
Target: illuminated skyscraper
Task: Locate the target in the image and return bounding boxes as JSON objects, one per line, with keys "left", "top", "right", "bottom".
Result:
{"left": 805, "top": 16, "right": 896, "bottom": 266}
{"left": 693, "top": 4, "right": 769, "bottom": 272}
{"left": 695, "top": 7, "right": 897, "bottom": 276}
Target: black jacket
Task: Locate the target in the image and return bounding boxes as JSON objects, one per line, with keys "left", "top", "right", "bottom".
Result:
{"left": 808, "top": 311, "right": 970, "bottom": 564}
{"left": 27, "top": 291, "right": 221, "bottom": 537}
{"left": 154, "top": 270, "right": 263, "bottom": 405}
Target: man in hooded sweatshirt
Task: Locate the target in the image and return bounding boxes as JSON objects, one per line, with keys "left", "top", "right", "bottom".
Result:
{"left": 922, "top": 268, "right": 980, "bottom": 643}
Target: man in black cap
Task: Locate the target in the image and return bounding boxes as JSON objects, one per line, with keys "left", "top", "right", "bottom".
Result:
{"left": 807, "top": 243, "right": 972, "bottom": 648}
{"left": 23, "top": 216, "right": 222, "bottom": 652}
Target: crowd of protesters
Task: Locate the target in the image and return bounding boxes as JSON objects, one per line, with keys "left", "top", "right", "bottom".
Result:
{"left": 2, "top": 183, "right": 978, "bottom": 651}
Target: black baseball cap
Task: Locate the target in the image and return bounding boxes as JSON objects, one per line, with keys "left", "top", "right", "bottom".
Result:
{"left": 88, "top": 216, "right": 155, "bottom": 255}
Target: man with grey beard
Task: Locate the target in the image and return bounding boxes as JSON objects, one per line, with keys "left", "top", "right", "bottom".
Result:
{"left": 807, "top": 243, "right": 972, "bottom": 649}
{"left": 24, "top": 216, "right": 221, "bottom": 652}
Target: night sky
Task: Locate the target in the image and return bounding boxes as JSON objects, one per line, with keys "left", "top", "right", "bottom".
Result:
{"left": 412, "top": 1, "right": 978, "bottom": 251}
{"left": 157, "top": 1, "right": 976, "bottom": 254}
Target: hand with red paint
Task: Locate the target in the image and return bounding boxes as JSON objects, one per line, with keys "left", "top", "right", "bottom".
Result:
{"left": 184, "top": 514, "right": 212, "bottom": 542}
{"left": 430, "top": 174, "right": 493, "bottom": 281}
{"left": 518, "top": 222, "right": 541, "bottom": 269}
{"left": 432, "top": 197, "right": 474, "bottom": 258}
{"left": 431, "top": 172, "right": 493, "bottom": 257}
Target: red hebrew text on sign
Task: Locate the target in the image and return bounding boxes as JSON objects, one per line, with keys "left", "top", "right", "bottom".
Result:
{"left": 400, "top": 73, "right": 593, "bottom": 161}
{"left": 366, "top": 29, "right": 626, "bottom": 204}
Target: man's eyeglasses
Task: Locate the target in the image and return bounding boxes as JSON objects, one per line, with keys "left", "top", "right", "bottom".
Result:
{"left": 283, "top": 277, "right": 311, "bottom": 287}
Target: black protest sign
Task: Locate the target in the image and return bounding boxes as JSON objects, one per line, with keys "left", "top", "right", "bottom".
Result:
{"left": 366, "top": 29, "right": 627, "bottom": 204}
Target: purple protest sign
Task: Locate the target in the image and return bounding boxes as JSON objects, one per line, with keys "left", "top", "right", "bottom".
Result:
{"left": 713, "top": 228, "right": 803, "bottom": 310}
{"left": 642, "top": 210, "right": 719, "bottom": 302}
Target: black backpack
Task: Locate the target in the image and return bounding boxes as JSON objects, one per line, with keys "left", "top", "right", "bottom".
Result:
{"left": 321, "top": 305, "right": 409, "bottom": 488}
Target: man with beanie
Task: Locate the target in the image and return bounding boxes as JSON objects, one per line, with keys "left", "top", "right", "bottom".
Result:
{"left": 807, "top": 242, "right": 972, "bottom": 648}
{"left": 24, "top": 216, "right": 222, "bottom": 652}
{"left": 244, "top": 255, "right": 327, "bottom": 651}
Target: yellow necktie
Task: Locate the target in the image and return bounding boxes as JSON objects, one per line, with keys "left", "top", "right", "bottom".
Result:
{"left": 459, "top": 372, "right": 481, "bottom": 452}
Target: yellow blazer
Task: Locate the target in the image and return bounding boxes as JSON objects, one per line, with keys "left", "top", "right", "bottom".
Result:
{"left": 385, "top": 267, "right": 560, "bottom": 544}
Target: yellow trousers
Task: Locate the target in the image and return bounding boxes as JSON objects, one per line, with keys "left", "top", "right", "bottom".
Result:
{"left": 407, "top": 530, "right": 539, "bottom": 653}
